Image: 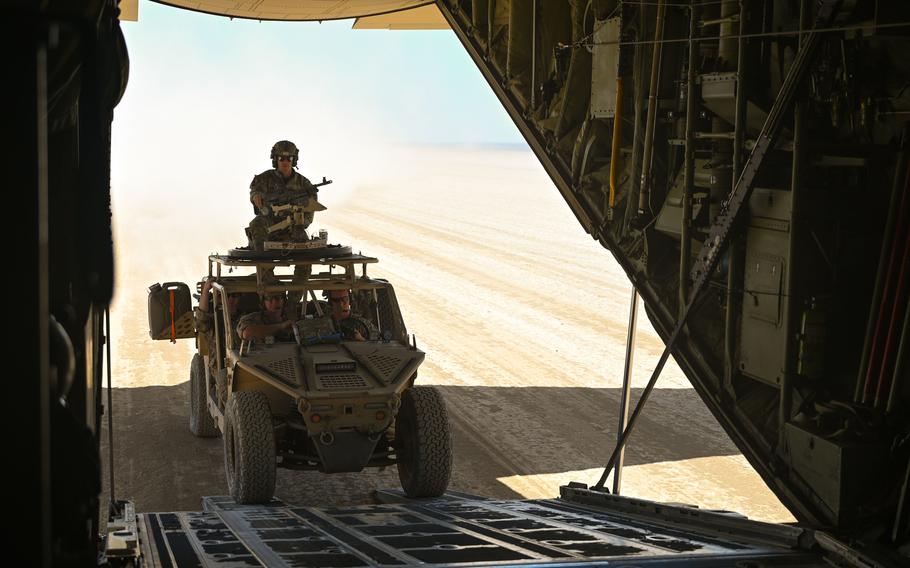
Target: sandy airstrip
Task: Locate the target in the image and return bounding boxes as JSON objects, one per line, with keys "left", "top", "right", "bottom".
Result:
{"left": 101, "top": 145, "right": 794, "bottom": 524}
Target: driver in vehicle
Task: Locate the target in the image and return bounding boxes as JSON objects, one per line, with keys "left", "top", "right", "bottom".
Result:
{"left": 196, "top": 278, "right": 239, "bottom": 333}
{"left": 326, "top": 289, "right": 377, "bottom": 341}
{"left": 236, "top": 291, "right": 295, "bottom": 341}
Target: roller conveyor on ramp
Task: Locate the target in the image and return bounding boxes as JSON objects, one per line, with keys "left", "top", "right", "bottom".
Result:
{"left": 131, "top": 485, "right": 831, "bottom": 568}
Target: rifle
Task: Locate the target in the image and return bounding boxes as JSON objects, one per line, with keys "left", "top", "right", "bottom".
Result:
{"left": 258, "top": 176, "right": 333, "bottom": 216}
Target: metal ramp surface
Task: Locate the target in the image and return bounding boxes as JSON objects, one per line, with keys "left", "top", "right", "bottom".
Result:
{"left": 137, "top": 489, "right": 825, "bottom": 567}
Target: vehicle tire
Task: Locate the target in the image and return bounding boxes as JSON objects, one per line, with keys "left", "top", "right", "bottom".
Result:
{"left": 189, "top": 354, "right": 218, "bottom": 438}
{"left": 223, "top": 390, "right": 276, "bottom": 504}
{"left": 395, "top": 386, "right": 453, "bottom": 498}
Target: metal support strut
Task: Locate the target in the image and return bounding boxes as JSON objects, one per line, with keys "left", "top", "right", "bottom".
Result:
{"left": 612, "top": 288, "right": 639, "bottom": 494}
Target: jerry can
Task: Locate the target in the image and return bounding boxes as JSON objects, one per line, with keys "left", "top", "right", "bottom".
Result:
{"left": 147, "top": 282, "right": 196, "bottom": 341}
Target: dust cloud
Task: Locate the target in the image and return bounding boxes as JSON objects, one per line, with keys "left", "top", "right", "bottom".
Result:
{"left": 103, "top": 145, "right": 793, "bottom": 523}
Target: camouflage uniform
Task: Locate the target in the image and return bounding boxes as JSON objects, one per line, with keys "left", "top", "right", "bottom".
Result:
{"left": 195, "top": 307, "right": 241, "bottom": 349}
{"left": 236, "top": 310, "right": 294, "bottom": 342}
{"left": 247, "top": 169, "right": 319, "bottom": 247}
{"left": 194, "top": 307, "right": 214, "bottom": 334}
{"left": 195, "top": 307, "right": 216, "bottom": 357}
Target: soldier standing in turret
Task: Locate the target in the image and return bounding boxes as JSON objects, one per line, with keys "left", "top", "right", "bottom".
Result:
{"left": 246, "top": 140, "right": 318, "bottom": 250}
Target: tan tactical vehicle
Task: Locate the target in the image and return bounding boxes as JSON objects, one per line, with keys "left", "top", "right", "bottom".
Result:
{"left": 147, "top": 250, "right": 452, "bottom": 504}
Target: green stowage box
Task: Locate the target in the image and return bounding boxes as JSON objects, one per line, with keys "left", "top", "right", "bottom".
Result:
{"left": 148, "top": 282, "right": 196, "bottom": 341}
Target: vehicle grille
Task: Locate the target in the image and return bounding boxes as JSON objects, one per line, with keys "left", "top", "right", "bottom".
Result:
{"left": 266, "top": 357, "right": 299, "bottom": 384}
{"left": 366, "top": 352, "right": 404, "bottom": 382}
{"left": 317, "top": 374, "right": 368, "bottom": 390}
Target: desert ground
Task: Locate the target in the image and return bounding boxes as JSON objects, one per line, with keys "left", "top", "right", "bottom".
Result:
{"left": 101, "top": 145, "right": 794, "bottom": 523}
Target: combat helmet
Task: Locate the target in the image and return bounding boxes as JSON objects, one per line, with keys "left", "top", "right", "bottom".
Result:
{"left": 270, "top": 140, "right": 299, "bottom": 168}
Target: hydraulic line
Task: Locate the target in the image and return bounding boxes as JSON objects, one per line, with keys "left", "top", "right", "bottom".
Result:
{"left": 680, "top": 3, "right": 698, "bottom": 315}
{"left": 856, "top": 135, "right": 909, "bottom": 402}
{"left": 731, "top": 0, "right": 748, "bottom": 178}
{"left": 887, "top": 290, "right": 910, "bottom": 414}
{"left": 862, "top": 168, "right": 910, "bottom": 404}
{"left": 781, "top": 0, "right": 809, "bottom": 441}
{"left": 875, "top": 211, "right": 910, "bottom": 408}
{"left": 623, "top": 13, "right": 648, "bottom": 238}
{"left": 609, "top": 76, "right": 624, "bottom": 220}
{"left": 637, "top": 0, "right": 667, "bottom": 217}
{"left": 718, "top": 0, "right": 738, "bottom": 66}
{"left": 726, "top": 0, "right": 748, "bottom": 390}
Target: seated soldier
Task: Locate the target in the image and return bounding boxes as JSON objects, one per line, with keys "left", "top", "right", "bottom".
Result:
{"left": 196, "top": 278, "right": 248, "bottom": 405}
{"left": 195, "top": 277, "right": 243, "bottom": 346}
{"left": 236, "top": 291, "right": 295, "bottom": 342}
{"left": 325, "top": 289, "right": 378, "bottom": 341}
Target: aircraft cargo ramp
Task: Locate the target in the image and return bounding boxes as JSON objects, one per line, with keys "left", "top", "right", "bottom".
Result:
{"left": 124, "top": 487, "right": 832, "bottom": 568}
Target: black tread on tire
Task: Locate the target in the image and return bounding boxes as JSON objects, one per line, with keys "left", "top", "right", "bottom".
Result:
{"left": 223, "top": 390, "right": 276, "bottom": 504}
{"left": 396, "top": 386, "right": 453, "bottom": 497}
{"left": 189, "top": 354, "right": 218, "bottom": 438}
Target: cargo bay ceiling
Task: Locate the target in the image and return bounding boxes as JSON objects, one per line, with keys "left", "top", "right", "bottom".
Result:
{"left": 146, "top": 0, "right": 435, "bottom": 21}
{"left": 147, "top": 0, "right": 910, "bottom": 546}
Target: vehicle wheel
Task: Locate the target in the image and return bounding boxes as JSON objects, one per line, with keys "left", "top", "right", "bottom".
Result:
{"left": 395, "top": 386, "right": 453, "bottom": 497}
{"left": 223, "top": 391, "right": 276, "bottom": 504}
{"left": 189, "top": 354, "right": 218, "bottom": 438}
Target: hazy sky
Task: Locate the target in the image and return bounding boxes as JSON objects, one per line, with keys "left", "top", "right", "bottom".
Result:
{"left": 111, "top": 0, "right": 530, "bottom": 216}
{"left": 120, "top": 1, "right": 523, "bottom": 143}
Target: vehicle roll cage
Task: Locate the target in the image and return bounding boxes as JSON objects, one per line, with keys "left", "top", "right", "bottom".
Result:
{"left": 202, "top": 253, "right": 391, "bottom": 358}
{"left": 206, "top": 253, "right": 381, "bottom": 295}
